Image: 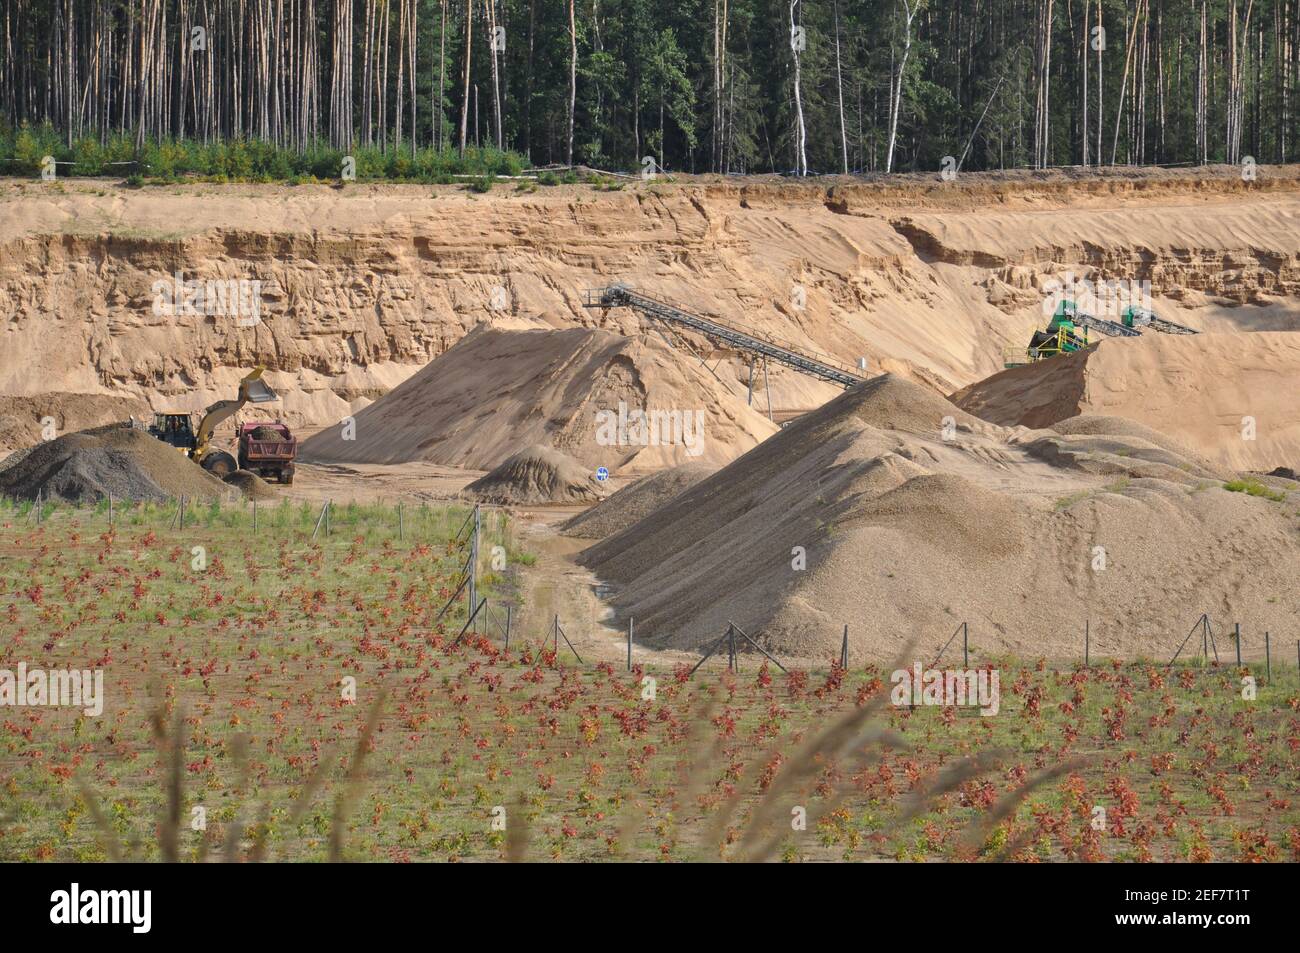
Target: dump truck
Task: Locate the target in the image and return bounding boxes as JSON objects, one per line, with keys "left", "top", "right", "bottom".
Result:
{"left": 236, "top": 421, "right": 297, "bottom": 484}
{"left": 147, "top": 367, "right": 286, "bottom": 478}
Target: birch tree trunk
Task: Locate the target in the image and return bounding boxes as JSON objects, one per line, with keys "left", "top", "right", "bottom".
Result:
{"left": 566, "top": 0, "right": 576, "bottom": 166}
{"left": 458, "top": 0, "right": 472, "bottom": 155}
{"left": 790, "top": 0, "right": 807, "bottom": 175}
{"left": 886, "top": 0, "right": 916, "bottom": 174}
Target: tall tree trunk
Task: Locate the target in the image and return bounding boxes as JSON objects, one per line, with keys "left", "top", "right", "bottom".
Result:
{"left": 486, "top": 0, "right": 501, "bottom": 149}
{"left": 790, "top": 0, "right": 807, "bottom": 175}
{"left": 566, "top": 0, "right": 576, "bottom": 166}
{"left": 886, "top": 0, "right": 916, "bottom": 173}
{"left": 458, "top": 0, "right": 472, "bottom": 155}
{"left": 833, "top": 0, "right": 849, "bottom": 174}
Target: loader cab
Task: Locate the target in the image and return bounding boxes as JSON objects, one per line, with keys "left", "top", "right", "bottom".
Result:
{"left": 149, "top": 412, "right": 197, "bottom": 451}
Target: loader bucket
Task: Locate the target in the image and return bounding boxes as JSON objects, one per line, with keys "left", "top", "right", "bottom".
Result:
{"left": 243, "top": 377, "right": 278, "bottom": 404}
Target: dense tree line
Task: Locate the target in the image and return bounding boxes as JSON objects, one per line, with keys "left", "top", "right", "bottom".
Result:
{"left": 2, "top": 0, "right": 1297, "bottom": 175}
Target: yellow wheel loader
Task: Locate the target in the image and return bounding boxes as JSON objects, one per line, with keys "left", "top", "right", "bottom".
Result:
{"left": 147, "top": 367, "right": 279, "bottom": 478}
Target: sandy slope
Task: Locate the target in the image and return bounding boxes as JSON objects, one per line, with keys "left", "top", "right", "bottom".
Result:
{"left": 561, "top": 463, "right": 716, "bottom": 538}
{"left": 579, "top": 375, "right": 1300, "bottom": 661}
{"left": 951, "top": 332, "right": 1300, "bottom": 471}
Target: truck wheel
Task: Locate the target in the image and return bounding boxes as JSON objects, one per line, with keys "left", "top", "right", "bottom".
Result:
{"left": 201, "top": 451, "right": 238, "bottom": 479}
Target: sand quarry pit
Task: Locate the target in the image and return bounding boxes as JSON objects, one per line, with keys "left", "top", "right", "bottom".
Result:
{"left": 301, "top": 325, "right": 778, "bottom": 473}
{"left": 0, "top": 424, "right": 237, "bottom": 503}
{"left": 951, "top": 332, "right": 1300, "bottom": 472}
{"left": 578, "top": 374, "right": 1300, "bottom": 661}
{"left": 2, "top": 174, "right": 1299, "bottom": 664}
{"left": 464, "top": 444, "right": 611, "bottom": 506}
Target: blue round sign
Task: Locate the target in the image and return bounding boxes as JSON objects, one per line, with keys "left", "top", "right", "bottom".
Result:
{"left": 595, "top": 466, "right": 609, "bottom": 482}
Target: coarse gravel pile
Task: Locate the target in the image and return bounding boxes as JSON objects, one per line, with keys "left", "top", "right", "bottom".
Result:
{"left": 223, "top": 469, "right": 278, "bottom": 500}
{"left": 0, "top": 424, "right": 236, "bottom": 503}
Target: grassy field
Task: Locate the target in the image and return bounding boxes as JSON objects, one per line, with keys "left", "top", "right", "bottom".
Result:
{"left": 0, "top": 498, "right": 1297, "bottom": 862}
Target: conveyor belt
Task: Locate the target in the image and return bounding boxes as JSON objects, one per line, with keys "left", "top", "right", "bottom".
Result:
{"left": 582, "top": 286, "right": 866, "bottom": 388}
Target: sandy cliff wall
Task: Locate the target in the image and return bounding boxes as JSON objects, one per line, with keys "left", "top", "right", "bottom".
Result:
{"left": 1, "top": 168, "right": 1298, "bottom": 446}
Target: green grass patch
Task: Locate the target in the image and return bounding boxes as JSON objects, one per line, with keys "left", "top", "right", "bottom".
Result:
{"left": 1223, "top": 478, "right": 1287, "bottom": 501}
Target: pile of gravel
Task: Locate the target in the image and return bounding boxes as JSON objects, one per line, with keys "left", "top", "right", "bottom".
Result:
{"left": 224, "top": 469, "right": 278, "bottom": 499}
{"left": 0, "top": 424, "right": 236, "bottom": 502}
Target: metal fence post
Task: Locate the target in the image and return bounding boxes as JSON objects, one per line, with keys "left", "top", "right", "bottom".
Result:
{"left": 468, "top": 506, "right": 480, "bottom": 634}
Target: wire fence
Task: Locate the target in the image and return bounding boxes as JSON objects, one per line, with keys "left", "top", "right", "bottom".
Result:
{"left": 2, "top": 494, "right": 1295, "bottom": 681}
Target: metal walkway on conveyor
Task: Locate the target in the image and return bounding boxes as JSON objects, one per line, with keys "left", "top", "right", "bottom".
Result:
{"left": 582, "top": 285, "right": 866, "bottom": 388}
{"left": 1075, "top": 313, "right": 1143, "bottom": 338}
{"left": 1123, "top": 308, "right": 1200, "bottom": 335}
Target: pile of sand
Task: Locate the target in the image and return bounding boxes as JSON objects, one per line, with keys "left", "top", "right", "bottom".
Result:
{"left": 301, "top": 326, "right": 779, "bottom": 474}
{"left": 951, "top": 332, "right": 1300, "bottom": 471}
{"left": 561, "top": 463, "right": 716, "bottom": 539}
{"left": 0, "top": 424, "right": 236, "bottom": 502}
{"left": 224, "top": 469, "right": 278, "bottom": 499}
{"left": 463, "top": 445, "right": 611, "bottom": 506}
{"left": 580, "top": 374, "right": 1299, "bottom": 660}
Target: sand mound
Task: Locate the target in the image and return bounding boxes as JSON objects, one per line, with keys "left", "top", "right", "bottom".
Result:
{"left": 301, "top": 325, "right": 779, "bottom": 474}
{"left": 0, "top": 424, "right": 235, "bottom": 502}
{"left": 224, "top": 469, "right": 278, "bottom": 500}
{"left": 464, "top": 445, "right": 611, "bottom": 505}
{"left": 580, "top": 373, "right": 1299, "bottom": 660}
{"left": 951, "top": 332, "right": 1300, "bottom": 471}
{"left": 561, "top": 463, "right": 716, "bottom": 539}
